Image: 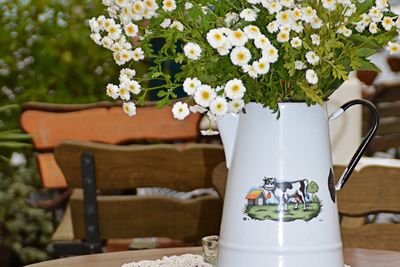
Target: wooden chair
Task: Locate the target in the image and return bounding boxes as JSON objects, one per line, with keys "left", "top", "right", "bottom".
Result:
{"left": 19, "top": 102, "right": 203, "bottom": 254}
{"left": 362, "top": 83, "right": 400, "bottom": 156}
{"left": 51, "top": 140, "right": 225, "bottom": 256}
{"left": 211, "top": 162, "right": 400, "bottom": 251}
{"left": 20, "top": 102, "right": 202, "bottom": 189}
{"left": 335, "top": 164, "right": 400, "bottom": 251}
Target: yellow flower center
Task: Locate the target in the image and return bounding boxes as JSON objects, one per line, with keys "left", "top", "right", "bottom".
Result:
{"left": 202, "top": 91, "right": 210, "bottom": 99}
{"left": 234, "top": 31, "right": 243, "bottom": 39}
{"left": 214, "top": 33, "right": 222, "bottom": 41}
{"left": 165, "top": 1, "right": 172, "bottom": 8}
{"left": 232, "top": 85, "right": 240, "bottom": 92}
{"left": 237, "top": 52, "right": 245, "bottom": 61}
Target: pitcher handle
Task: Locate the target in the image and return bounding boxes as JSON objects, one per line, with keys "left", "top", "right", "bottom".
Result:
{"left": 329, "top": 99, "right": 380, "bottom": 191}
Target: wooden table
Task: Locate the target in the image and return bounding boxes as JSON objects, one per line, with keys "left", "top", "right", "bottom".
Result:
{"left": 27, "top": 247, "right": 400, "bottom": 267}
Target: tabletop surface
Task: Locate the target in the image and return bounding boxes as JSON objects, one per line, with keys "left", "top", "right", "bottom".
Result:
{"left": 26, "top": 247, "right": 400, "bottom": 267}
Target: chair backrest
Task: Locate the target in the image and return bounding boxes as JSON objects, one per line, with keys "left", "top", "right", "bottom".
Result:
{"left": 54, "top": 140, "right": 225, "bottom": 241}
{"left": 363, "top": 83, "right": 400, "bottom": 154}
{"left": 335, "top": 165, "right": 400, "bottom": 251}
{"left": 20, "top": 102, "right": 202, "bottom": 188}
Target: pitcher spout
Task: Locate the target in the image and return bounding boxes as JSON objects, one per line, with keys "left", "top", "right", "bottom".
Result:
{"left": 217, "top": 113, "right": 240, "bottom": 169}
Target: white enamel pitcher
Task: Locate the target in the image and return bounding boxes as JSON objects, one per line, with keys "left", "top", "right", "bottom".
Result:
{"left": 216, "top": 100, "right": 379, "bottom": 267}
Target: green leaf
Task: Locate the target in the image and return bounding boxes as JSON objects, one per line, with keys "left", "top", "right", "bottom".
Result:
{"left": 358, "top": 59, "right": 381, "bottom": 72}
{"left": 332, "top": 64, "right": 348, "bottom": 80}
{"left": 0, "top": 142, "right": 32, "bottom": 149}
{"left": 356, "top": 0, "right": 375, "bottom": 16}
{"left": 157, "top": 90, "right": 167, "bottom": 97}
{"left": 356, "top": 48, "right": 378, "bottom": 58}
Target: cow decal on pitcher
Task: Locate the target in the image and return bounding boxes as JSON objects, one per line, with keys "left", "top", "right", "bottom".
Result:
{"left": 244, "top": 176, "right": 322, "bottom": 222}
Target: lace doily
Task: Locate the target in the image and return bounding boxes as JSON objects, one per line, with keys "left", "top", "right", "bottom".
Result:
{"left": 122, "top": 254, "right": 351, "bottom": 267}
{"left": 121, "top": 254, "right": 212, "bottom": 267}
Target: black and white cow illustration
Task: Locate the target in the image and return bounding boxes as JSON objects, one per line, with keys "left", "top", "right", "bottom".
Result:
{"left": 262, "top": 177, "right": 309, "bottom": 211}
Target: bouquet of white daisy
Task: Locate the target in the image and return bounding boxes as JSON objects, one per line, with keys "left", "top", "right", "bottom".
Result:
{"left": 90, "top": 0, "right": 399, "bottom": 133}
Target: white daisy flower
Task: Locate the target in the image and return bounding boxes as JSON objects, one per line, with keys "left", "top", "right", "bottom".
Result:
{"left": 184, "top": 2, "right": 193, "bottom": 10}
{"left": 322, "top": 0, "right": 337, "bottom": 11}
{"left": 225, "top": 78, "right": 246, "bottom": 100}
{"left": 189, "top": 105, "right": 207, "bottom": 114}
{"left": 302, "top": 7, "right": 316, "bottom": 23}
{"left": 279, "top": 24, "right": 291, "bottom": 32}
{"left": 132, "top": 1, "right": 146, "bottom": 15}
{"left": 305, "top": 69, "right": 318, "bottom": 85}
{"left": 89, "top": 18, "right": 100, "bottom": 33}
{"left": 229, "top": 99, "right": 244, "bottom": 113}
{"left": 369, "top": 22, "right": 378, "bottom": 34}
{"left": 277, "top": 31, "right": 290, "bottom": 43}
{"left": 382, "top": 17, "right": 394, "bottom": 31}
{"left": 230, "top": 46, "right": 252, "bottom": 66}
{"left": 162, "top": 0, "right": 176, "bottom": 11}
{"left": 253, "top": 60, "right": 270, "bottom": 75}
{"left": 207, "top": 29, "right": 227, "bottom": 48}
{"left": 281, "top": 0, "right": 294, "bottom": 8}
{"left": 240, "top": 9, "right": 258, "bottom": 22}
{"left": 247, "top": 0, "right": 261, "bottom": 4}
{"left": 276, "top": 11, "right": 292, "bottom": 26}
{"left": 183, "top": 77, "right": 201, "bottom": 95}
{"left": 103, "top": 18, "right": 115, "bottom": 31}
{"left": 376, "top": 0, "right": 389, "bottom": 10}
{"left": 160, "top": 18, "right": 171, "bottom": 28}
{"left": 355, "top": 23, "right": 366, "bottom": 33}
{"left": 184, "top": 42, "right": 202, "bottom": 60}
{"left": 119, "top": 50, "right": 132, "bottom": 63}
{"left": 254, "top": 35, "right": 270, "bottom": 49}
{"left": 267, "top": 21, "right": 279, "bottom": 33}
{"left": 361, "top": 14, "right": 371, "bottom": 26}
{"left": 242, "top": 64, "right": 258, "bottom": 79}
{"left": 106, "top": 84, "right": 119, "bottom": 99}
{"left": 244, "top": 25, "right": 261, "bottom": 39}
{"left": 125, "top": 80, "right": 141, "bottom": 94}
{"left": 386, "top": 41, "right": 400, "bottom": 55}
{"left": 210, "top": 97, "right": 229, "bottom": 116}
{"left": 201, "top": 129, "right": 219, "bottom": 136}
{"left": 122, "top": 102, "right": 136, "bottom": 117}
{"left": 120, "top": 68, "right": 136, "bottom": 79}
{"left": 170, "top": 21, "right": 184, "bottom": 31}
{"left": 115, "top": 0, "right": 128, "bottom": 7}
{"left": 124, "top": 23, "right": 139, "bottom": 37}
{"left": 143, "top": 0, "right": 159, "bottom": 11}
{"left": 262, "top": 45, "right": 279, "bottom": 63}
{"left": 290, "top": 37, "right": 302, "bottom": 48}
{"left": 132, "top": 47, "right": 145, "bottom": 61}
{"left": 225, "top": 12, "right": 240, "bottom": 26}
{"left": 266, "top": 2, "right": 282, "bottom": 14}
{"left": 119, "top": 84, "right": 131, "bottom": 100}
{"left": 291, "top": 21, "right": 304, "bottom": 33}
{"left": 107, "top": 24, "right": 122, "bottom": 40}
{"left": 369, "top": 7, "right": 383, "bottom": 22}
{"left": 343, "top": 28, "right": 352, "bottom": 37}
{"left": 310, "top": 34, "right": 320, "bottom": 46}
{"left": 217, "top": 40, "right": 232, "bottom": 56}
{"left": 172, "top": 102, "right": 190, "bottom": 120}
{"left": 295, "top": 61, "right": 306, "bottom": 70}
{"left": 228, "top": 30, "right": 248, "bottom": 47}
{"left": 101, "top": 36, "right": 114, "bottom": 49}
{"left": 194, "top": 85, "right": 216, "bottom": 107}
{"left": 306, "top": 51, "right": 320, "bottom": 65}
{"left": 291, "top": 8, "right": 302, "bottom": 21}
{"left": 310, "top": 17, "right": 323, "bottom": 29}
{"left": 90, "top": 33, "right": 102, "bottom": 45}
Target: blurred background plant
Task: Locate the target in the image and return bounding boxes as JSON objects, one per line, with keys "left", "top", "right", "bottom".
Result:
{"left": 0, "top": 0, "right": 121, "bottom": 264}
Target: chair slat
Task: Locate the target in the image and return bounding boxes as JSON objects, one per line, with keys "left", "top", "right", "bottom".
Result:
{"left": 337, "top": 165, "right": 400, "bottom": 215}
{"left": 21, "top": 106, "right": 201, "bottom": 150}
{"left": 55, "top": 141, "right": 225, "bottom": 191}
{"left": 37, "top": 153, "right": 67, "bottom": 188}
{"left": 341, "top": 224, "right": 400, "bottom": 251}
{"left": 69, "top": 190, "right": 222, "bottom": 240}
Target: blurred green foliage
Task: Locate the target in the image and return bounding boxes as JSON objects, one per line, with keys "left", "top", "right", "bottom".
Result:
{"left": 0, "top": 158, "right": 53, "bottom": 264}
{"left": 0, "top": 0, "right": 120, "bottom": 263}
{"left": 0, "top": 0, "right": 119, "bottom": 109}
